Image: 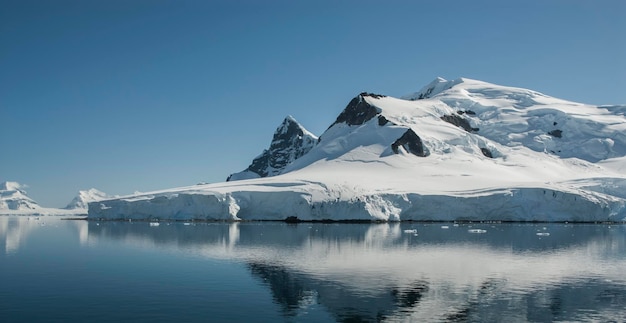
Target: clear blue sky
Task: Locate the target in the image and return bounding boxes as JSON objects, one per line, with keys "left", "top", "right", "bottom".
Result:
{"left": 1, "top": 0, "right": 624, "bottom": 207}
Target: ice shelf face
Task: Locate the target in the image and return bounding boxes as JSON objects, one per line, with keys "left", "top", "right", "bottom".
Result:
{"left": 88, "top": 78, "right": 626, "bottom": 222}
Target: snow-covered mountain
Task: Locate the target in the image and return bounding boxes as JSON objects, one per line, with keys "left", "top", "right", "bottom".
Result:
{"left": 89, "top": 78, "right": 626, "bottom": 222}
{"left": 0, "top": 181, "right": 40, "bottom": 210}
{"left": 65, "top": 188, "right": 109, "bottom": 210}
{"left": 227, "top": 115, "right": 318, "bottom": 181}
{"left": 0, "top": 181, "right": 104, "bottom": 215}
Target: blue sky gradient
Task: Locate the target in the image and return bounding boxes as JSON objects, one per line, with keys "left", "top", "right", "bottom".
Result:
{"left": 1, "top": 0, "right": 625, "bottom": 207}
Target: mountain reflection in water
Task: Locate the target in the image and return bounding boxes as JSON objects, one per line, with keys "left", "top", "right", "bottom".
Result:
{"left": 2, "top": 217, "right": 625, "bottom": 322}
{"left": 84, "top": 221, "right": 626, "bottom": 322}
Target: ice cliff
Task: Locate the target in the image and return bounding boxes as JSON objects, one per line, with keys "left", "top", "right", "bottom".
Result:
{"left": 89, "top": 78, "right": 626, "bottom": 222}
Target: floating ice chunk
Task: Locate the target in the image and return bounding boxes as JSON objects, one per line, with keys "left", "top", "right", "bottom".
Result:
{"left": 404, "top": 229, "right": 417, "bottom": 233}
{"left": 149, "top": 222, "right": 160, "bottom": 227}
{"left": 536, "top": 232, "right": 550, "bottom": 236}
{"left": 441, "top": 226, "right": 450, "bottom": 229}
{"left": 468, "top": 229, "right": 487, "bottom": 234}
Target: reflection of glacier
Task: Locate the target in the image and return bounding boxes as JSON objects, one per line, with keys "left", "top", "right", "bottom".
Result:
{"left": 0, "top": 217, "right": 90, "bottom": 253}
{"left": 87, "top": 222, "right": 626, "bottom": 322}
{"left": 0, "top": 216, "right": 44, "bottom": 253}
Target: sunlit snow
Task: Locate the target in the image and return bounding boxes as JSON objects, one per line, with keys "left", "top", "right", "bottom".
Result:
{"left": 89, "top": 78, "right": 626, "bottom": 222}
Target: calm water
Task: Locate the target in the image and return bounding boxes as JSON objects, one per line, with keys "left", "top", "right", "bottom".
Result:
{"left": 1, "top": 217, "right": 625, "bottom": 322}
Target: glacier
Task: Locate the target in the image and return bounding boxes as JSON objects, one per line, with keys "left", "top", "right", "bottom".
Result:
{"left": 88, "top": 78, "right": 626, "bottom": 222}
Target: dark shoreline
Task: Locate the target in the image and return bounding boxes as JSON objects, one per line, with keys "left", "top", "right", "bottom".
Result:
{"left": 73, "top": 216, "right": 626, "bottom": 225}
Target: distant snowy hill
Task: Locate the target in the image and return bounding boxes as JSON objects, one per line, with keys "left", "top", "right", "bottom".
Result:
{"left": 0, "top": 181, "right": 100, "bottom": 215}
{"left": 0, "top": 181, "right": 40, "bottom": 210}
{"left": 89, "top": 78, "right": 626, "bottom": 222}
{"left": 227, "top": 115, "right": 318, "bottom": 181}
{"left": 65, "top": 188, "right": 109, "bottom": 210}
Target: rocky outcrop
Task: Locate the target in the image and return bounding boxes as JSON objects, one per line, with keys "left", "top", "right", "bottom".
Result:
{"left": 391, "top": 129, "right": 429, "bottom": 157}
{"left": 548, "top": 129, "right": 563, "bottom": 138}
{"left": 330, "top": 93, "right": 385, "bottom": 128}
{"left": 227, "top": 116, "right": 318, "bottom": 181}
{"left": 456, "top": 110, "right": 476, "bottom": 116}
{"left": 378, "top": 115, "right": 396, "bottom": 126}
{"left": 440, "top": 114, "right": 479, "bottom": 132}
{"left": 480, "top": 148, "right": 493, "bottom": 158}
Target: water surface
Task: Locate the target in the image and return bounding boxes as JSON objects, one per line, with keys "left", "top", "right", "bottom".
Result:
{"left": 1, "top": 217, "right": 625, "bottom": 322}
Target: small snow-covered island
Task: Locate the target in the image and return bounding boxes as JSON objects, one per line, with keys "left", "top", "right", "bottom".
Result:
{"left": 89, "top": 78, "right": 626, "bottom": 222}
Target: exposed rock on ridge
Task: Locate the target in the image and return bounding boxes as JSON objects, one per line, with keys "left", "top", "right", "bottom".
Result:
{"left": 330, "top": 93, "right": 385, "bottom": 128}
{"left": 227, "top": 116, "right": 318, "bottom": 181}
{"left": 391, "top": 129, "right": 429, "bottom": 157}
{"left": 441, "top": 114, "right": 479, "bottom": 132}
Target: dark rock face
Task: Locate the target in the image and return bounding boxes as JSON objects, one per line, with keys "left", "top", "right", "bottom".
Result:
{"left": 227, "top": 116, "right": 317, "bottom": 181}
{"left": 456, "top": 110, "right": 476, "bottom": 116}
{"left": 548, "top": 129, "right": 563, "bottom": 138}
{"left": 415, "top": 87, "right": 434, "bottom": 100}
{"left": 480, "top": 148, "right": 493, "bottom": 158}
{"left": 378, "top": 115, "right": 396, "bottom": 126}
{"left": 330, "top": 93, "right": 384, "bottom": 128}
{"left": 441, "top": 114, "right": 479, "bottom": 132}
{"left": 391, "top": 129, "right": 429, "bottom": 157}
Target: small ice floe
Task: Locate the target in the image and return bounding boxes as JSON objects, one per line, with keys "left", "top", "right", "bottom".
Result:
{"left": 441, "top": 226, "right": 450, "bottom": 229}
{"left": 149, "top": 222, "right": 160, "bottom": 227}
{"left": 404, "top": 229, "right": 417, "bottom": 234}
{"left": 536, "top": 232, "right": 550, "bottom": 236}
{"left": 468, "top": 229, "right": 487, "bottom": 234}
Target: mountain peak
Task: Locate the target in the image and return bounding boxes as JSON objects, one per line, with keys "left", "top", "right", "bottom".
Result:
{"left": 402, "top": 77, "right": 463, "bottom": 100}
{"left": 327, "top": 92, "right": 386, "bottom": 130}
{"left": 65, "top": 188, "right": 109, "bottom": 209}
{"left": 0, "top": 181, "right": 25, "bottom": 192}
{"left": 226, "top": 116, "right": 318, "bottom": 181}
{"left": 0, "top": 181, "right": 40, "bottom": 210}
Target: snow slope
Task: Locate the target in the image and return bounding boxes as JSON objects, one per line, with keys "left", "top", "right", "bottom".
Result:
{"left": 89, "top": 78, "right": 626, "bottom": 222}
